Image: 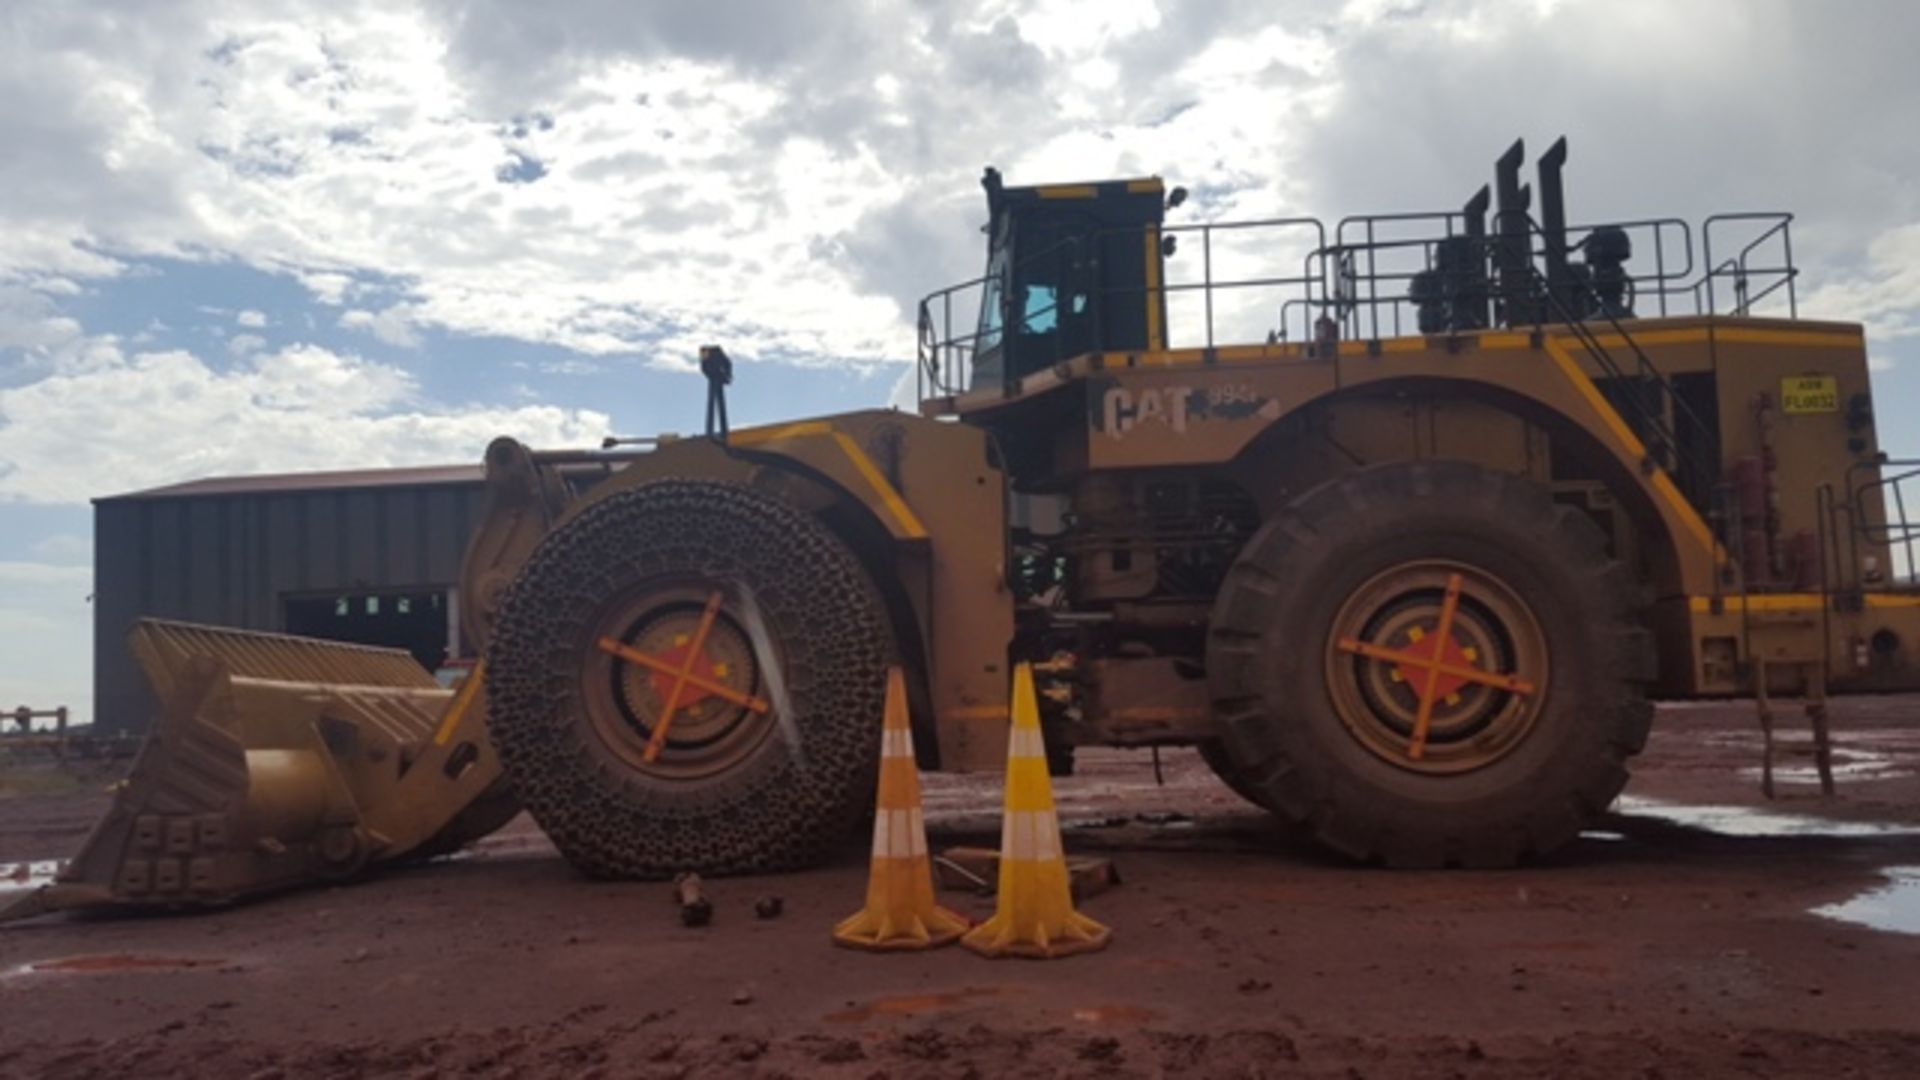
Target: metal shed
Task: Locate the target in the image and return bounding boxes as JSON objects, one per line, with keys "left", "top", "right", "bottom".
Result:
{"left": 93, "top": 464, "right": 486, "bottom": 734}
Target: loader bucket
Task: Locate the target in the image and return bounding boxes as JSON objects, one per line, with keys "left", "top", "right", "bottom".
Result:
{"left": 0, "top": 619, "right": 514, "bottom": 925}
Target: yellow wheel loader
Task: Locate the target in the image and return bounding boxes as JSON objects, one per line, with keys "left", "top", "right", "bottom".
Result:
{"left": 10, "top": 137, "right": 1920, "bottom": 921}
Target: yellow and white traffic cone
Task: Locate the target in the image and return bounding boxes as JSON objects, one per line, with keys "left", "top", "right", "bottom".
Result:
{"left": 832, "top": 667, "right": 970, "bottom": 951}
{"left": 961, "top": 663, "right": 1112, "bottom": 960}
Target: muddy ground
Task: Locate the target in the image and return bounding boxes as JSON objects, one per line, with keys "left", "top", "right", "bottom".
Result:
{"left": 2, "top": 696, "right": 1918, "bottom": 1078}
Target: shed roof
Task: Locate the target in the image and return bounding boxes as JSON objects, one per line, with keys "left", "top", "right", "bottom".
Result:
{"left": 98, "top": 463, "right": 485, "bottom": 503}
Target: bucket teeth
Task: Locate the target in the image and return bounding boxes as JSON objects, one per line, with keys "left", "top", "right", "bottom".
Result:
{"left": 1, "top": 619, "right": 513, "bottom": 926}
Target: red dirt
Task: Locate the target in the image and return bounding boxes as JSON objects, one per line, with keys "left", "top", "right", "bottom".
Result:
{"left": 2, "top": 696, "right": 1919, "bottom": 1077}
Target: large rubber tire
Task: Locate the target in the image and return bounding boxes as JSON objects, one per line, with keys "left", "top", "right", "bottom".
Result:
{"left": 1207, "top": 461, "right": 1655, "bottom": 868}
{"left": 486, "top": 480, "right": 891, "bottom": 878}
{"left": 1197, "top": 740, "right": 1274, "bottom": 811}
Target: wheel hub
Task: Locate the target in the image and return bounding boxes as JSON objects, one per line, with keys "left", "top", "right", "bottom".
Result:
{"left": 620, "top": 608, "right": 754, "bottom": 718}
{"left": 583, "top": 587, "right": 776, "bottom": 780}
{"left": 1326, "top": 561, "right": 1547, "bottom": 774}
{"left": 1389, "top": 625, "right": 1476, "bottom": 701}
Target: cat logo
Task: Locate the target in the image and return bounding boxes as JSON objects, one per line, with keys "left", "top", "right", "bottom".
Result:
{"left": 1102, "top": 386, "right": 1191, "bottom": 437}
{"left": 1099, "top": 383, "right": 1284, "bottom": 439}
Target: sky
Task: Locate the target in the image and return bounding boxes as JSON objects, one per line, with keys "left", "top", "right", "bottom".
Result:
{"left": 4, "top": 0, "right": 1920, "bottom": 725}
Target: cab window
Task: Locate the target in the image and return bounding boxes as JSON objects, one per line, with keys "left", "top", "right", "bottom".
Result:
{"left": 1021, "top": 284, "right": 1058, "bottom": 334}
{"left": 976, "top": 244, "right": 1009, "bottom": 354}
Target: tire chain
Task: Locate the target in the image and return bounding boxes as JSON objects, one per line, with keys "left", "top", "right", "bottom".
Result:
{"left": 486, "top": 479, "right": 890, "bottom": 879}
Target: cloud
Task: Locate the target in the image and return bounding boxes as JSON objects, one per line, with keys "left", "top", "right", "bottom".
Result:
{"left": 1294, "top": 2, "right": 1920, "bottom": 303}
{"left": 226, "top": 331, "right": 266, "bottom": 355}
{"left": 0, "top": 1, "right": 1309, "bottom": 368}
{"left": 0, "top": 284, "right": 84, "bottom": 352}
{"left": 0, "top": 3, "right": 913, "bottom": 363}
{"left": 1, "top": 0, "right": 1917, "bottom": 385}
{"left": 1, "top": 0, "right": 1918, "bottom": 414}
{"left": 28, "top": 532, "right": 91, "bottom": 564}
{"left": 298, "top": 271, "right": 354, "bottom": 305}
{"left": 0, "top": 337, "right": 611, "bottom": 504}
{"left": 340, "top": 304, "right": 424, "bottom": 348}
{"left": 1803, "top": 224, "right": 1920, "bottom": 351}
{"left": 495, "top": 149, "right": 548, "bottom": 184}
{"left": 536, "top": 357, "right": 603, "bottom": 376}
{"left": 0, "top": 560, "right": 90, "bottom": 587}
{"left": 235, "top": 308, "right": 267, "bottom": 328}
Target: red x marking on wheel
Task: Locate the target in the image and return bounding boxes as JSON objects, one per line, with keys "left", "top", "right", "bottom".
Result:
{"left": 1334, "top": 573, "right": 1536, "bottom": 760}
{"left": 594, "top": 592, "right": 769, "bottom": 763}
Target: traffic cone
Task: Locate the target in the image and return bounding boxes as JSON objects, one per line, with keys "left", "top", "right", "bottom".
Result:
{"left": 961, "top": 663, "right": 1112, "bottom": 959}
{"left": 832, "top": 667, "right": 970, "bottom": 951}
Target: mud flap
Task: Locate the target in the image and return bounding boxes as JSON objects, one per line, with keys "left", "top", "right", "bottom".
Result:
{"left": 0, "top": 619, "right": 513, "bottom": 925}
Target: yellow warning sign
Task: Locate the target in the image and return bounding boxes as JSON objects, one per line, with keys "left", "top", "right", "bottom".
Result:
{"left": 1781, "top": 375, "right": 1838, "bottom": 414}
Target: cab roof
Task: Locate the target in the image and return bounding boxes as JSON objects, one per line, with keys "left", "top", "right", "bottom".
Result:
{"left": 982, "top": 168, "right": 1164, "bottom": 213}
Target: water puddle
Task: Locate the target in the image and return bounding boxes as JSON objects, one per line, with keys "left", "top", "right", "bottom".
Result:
{"left": 1062, "top": 812, "right": 1195, "bottom": 831}
{"left": 826, "top": 987, "right": 1010, "bottom": 1023}
{"left": 1734, "top": 745, "right": 1912, "bottom": 785}
{"left": 1063, "top": 815, "right": 1132, "bottom": 831}
{"left": 0, "top": 861, "right": 62, "bottom": 895}
{"left": 1613, "top": 796, "right": 1920, "bottom": 838}
{"left": 440, "top": 833, "right": 558, "bottom": 863}
{"left": 1686, "top": 729, "right": 1916, "bottom": 785}
{"left": 1072, "top": 1005, "right": 1161, "bottom": 1025}
{"left": 1814, "top": 867, "right": 1920, "bottom": 936}
{"left": 11, "top": 954, "right": 226, "bottom": 977}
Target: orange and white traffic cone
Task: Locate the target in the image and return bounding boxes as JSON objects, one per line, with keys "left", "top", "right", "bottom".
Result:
{"left": 832, "top": 667, "right": 970, "bottom": 951}
{"left": 961, "top": 663, "right": 1112, "bottom": 960}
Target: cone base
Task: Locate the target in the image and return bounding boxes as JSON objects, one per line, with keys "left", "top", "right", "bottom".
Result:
{"left": 959, "top": 911, "right": 1112, "bottom": 960}
{"left": 831, "top": 905, "right": 972, "bottom": 952}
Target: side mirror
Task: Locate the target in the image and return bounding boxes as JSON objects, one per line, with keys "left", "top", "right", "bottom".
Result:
{"left": 1167, "top": 186, "right": 1188, "bottom": 209}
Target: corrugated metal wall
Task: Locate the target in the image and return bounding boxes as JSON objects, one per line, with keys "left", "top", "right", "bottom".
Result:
{"left": 93, "top": 480, "right": 486, "bottom": 733}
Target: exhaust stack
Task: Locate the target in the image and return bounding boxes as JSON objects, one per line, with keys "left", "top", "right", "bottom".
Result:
{"left": 1537, "top": 136, "right": 1572, "bottom": 313}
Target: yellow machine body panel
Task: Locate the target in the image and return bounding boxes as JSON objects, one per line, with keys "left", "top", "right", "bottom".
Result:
{"left": 925, "top": 314, "right": 1917, "bottom": 698}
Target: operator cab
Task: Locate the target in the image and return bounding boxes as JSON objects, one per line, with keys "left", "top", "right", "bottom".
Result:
{"left": 970, "top": 168, "right": 1170, "bottom": 391}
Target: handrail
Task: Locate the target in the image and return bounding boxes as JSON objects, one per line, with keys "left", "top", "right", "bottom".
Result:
{"left": 1567, "top": 217, "right": 1695, "bottom": 318}
{"left": 1580, "top": 233, "right": 1713, "bottom": 499}
{"left": 1703, "top": 213, "right": 1796, "bottom": 317}
{"left": 1850, "top": 458, "right": 1920, "bottom": 585}
{"left": 917, "top": 204, "right": 1798, "bottom": 411}
{"left": 1319, "top": 215, "right": 1702, "bottom": 342}
{"left": 1163, "top": 216, "right": 1327, "bottom": 349}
